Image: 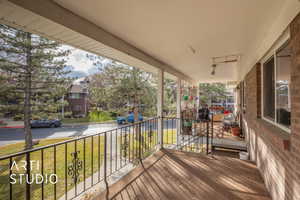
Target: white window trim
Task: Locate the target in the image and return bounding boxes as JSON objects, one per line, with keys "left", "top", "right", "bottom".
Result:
{"left": 260, "top": 30, "right": 291, "bottom": 134}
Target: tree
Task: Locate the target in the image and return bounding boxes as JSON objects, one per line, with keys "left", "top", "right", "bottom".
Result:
{"left": 198, "top": 83, "right": 229, "bottom": 106}
{"left": 0, "top": 24, "right": 71, "bottom": 149}
{"left": 164, "top": 79, "right": 177, "bottom": 116}
{"left": 87, "top": 56, "right": 157, "bottom": 117}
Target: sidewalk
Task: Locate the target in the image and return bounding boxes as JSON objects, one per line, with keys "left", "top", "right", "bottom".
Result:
{"left": 0, "top": 119, "right": 116, "bottom": 129}
{"left": 0, "top": 119, "right": 24, "bottom": 128}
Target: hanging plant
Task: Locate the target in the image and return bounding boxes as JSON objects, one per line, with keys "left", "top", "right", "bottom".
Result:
{"left": 183, "top": 95, "right": 189, "bottom": 101}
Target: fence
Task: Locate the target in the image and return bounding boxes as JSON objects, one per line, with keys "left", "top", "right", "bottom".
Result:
{"left": 0, "top": 117, "right": 212, "bottom": 200}
{"left": 162, "top": 117, "right": 213, "bottom": 154}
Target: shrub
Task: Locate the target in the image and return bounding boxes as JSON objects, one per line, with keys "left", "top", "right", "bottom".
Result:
{"left": 32, "top": 114, "right": 41, "bottom": 120}
{"left": 109, "top": 112, "right": 118, "bottom": 118}
{"left": 88, "top": 111, "right": 113, "bottom": 122}
{"left": 13, "top": 114, "right": 23, "bottom": 121}
{"left": 64, "top": 112, "right": 72, "bottom": 118}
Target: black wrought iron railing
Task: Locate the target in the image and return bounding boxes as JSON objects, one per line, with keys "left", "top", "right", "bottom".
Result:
{"left": 0, "top": 117, "right": 213, "bottom": 200}
{"left": 162, "top": 117, "right": 213, "bottom": 154}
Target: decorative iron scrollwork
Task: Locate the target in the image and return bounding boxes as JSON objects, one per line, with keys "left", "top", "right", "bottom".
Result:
{"left": 122, "top": 133, "right": 129, "bottom": 157}
{"left": 67, "top": 151, "right": 83, "bottom": 184}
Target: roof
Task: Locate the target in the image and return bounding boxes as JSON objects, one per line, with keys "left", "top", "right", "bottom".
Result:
{"left": 69, "top": 84, "right": 87, "bottom": 94}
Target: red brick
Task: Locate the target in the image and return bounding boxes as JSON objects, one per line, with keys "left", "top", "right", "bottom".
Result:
{"left": 240, "top": 13, "right": 300, "bottom": 200}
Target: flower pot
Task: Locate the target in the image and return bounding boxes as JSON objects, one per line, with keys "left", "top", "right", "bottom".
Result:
{"left": 231, "top": 127, "right": 241, "bottom": 136}
{"left": 239, "top": 152, "right": 249, "bottom": 160}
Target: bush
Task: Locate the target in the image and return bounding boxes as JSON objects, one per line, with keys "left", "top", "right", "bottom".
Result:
{"left": 64, "top": 112, "right": 72, "bottom": 118}
{"left": 48, "top": 114, "right": 60, "bottom": 120}
{"left": 88, "top": 111, "right": 113, "bottom": 122}
{"left": 32, "top": 114, "right": 41, "bottom": 120}
{"left": 13, "top": 114, "right": 23, "bottom": 121}
{"left": 31, "top": 113, "right": 61, "bottom": 120}
{"left": 109, "top": 112, "right": 118, "bottom": 118}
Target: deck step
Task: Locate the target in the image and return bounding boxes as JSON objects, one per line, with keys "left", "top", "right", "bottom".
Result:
{"left": 212, "top": 143, "right": 247, "bottom": 151}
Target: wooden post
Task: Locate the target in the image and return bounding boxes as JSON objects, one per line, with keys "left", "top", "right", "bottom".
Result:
{"left": 176, "top": 78, "right": 182, "bottom": 147}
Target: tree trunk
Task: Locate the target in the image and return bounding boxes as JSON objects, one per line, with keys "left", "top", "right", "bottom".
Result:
{"left": 24, "top": 32, "right": 33, "bottom": 150}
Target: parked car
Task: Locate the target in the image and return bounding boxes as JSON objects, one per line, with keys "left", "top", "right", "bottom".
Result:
{"left": 30, "top": 119, "right": 62, "bottom": 128}
{"left": 116, "top": 116, "right": 126, "bottom": 125}
{"left": 117, "top": 113, "right": 143, "bottom": 125}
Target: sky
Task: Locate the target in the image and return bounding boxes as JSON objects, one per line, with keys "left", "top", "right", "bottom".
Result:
{"left": 62, "top": 45, "right": 113, "bottom": 77}
{"left": 66, "top": 48, "right": 95, "bottom": 74}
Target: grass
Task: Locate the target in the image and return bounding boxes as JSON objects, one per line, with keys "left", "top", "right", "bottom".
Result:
{"left": 0, "top": 136, "right": 105, "bottom": 200}
{"left": 0, "top": 138, "right": 69, "bottom": 157}
{"left": 119, "top": 129, "right": 177, "bottom": 161}
{"left": 0, "top": 129, "right": 178, "bottom": 200}
{"left": 62, "top": 117, "right": 114, "bottom": 124}
{"left": 62, "top": 111, "right": 115, "bottom": 124}
{"left": 120, "top": 129, "right": 207, "bottom": 155}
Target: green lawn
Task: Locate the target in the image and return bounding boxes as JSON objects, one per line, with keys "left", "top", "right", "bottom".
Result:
{"left": 62, "top": 117, "right": 114, "bottom": 124}
{"left": 62, "top": 111, "right": 115, "bottom": 124}
{"left": 0, "top": 130, "right": 177, "bottom": 200}
{"left": 120, "top": 129, "right": 177, "bottom": 160}
{"left": 0, "top": 136, "right": 105, "bottom": 200}
{"left": 121, "top": 129, "right": 207, "bottom": 155}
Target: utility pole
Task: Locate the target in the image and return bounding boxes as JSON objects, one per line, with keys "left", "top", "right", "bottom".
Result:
{"left": 61, "top": 95, "right": 64, "bottom": 119}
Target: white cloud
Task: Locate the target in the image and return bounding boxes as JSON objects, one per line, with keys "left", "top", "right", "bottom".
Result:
{"left": 60, "top": 45, "right": 121, "bottom": 75}
{"left": 65, "top": 48, "right": 95, "bottom": 73}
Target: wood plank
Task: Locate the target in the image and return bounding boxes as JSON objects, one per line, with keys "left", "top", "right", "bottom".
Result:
{"left": 94, "top": 149, "right": 271, "bottom": 200}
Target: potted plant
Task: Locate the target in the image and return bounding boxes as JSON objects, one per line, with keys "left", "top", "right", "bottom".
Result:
{"left": 231, "top": 123, "right": 241, "bottom": 137}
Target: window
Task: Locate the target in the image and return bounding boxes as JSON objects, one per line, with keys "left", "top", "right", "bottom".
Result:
{"left": 262, "top": 41, "right": 291, "bottom": 131}
{"left": 227, "top": 96, "right": 234, "bottom": 103}
{"left": 263, "top": 57, "right": 275, "bottom": 121}
{"left": 275, "top": 42, "right": 291, "bottom": 128}
{"left": 74, "top": 105, "right": 82, "bottom": 111}
{"left": 69, "top": 93, "right": 81, "bottom": 99}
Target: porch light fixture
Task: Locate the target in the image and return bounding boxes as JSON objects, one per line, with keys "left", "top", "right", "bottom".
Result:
{"left": 210, "top": 54, "right": 240, "bottom": 76}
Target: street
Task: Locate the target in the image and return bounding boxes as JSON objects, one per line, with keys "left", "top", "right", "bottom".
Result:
{"left": 0, "top": 123, "right": 119, "bottom": 146}
{"left": 0, "top": 120, "right": 177, "bottom": 146}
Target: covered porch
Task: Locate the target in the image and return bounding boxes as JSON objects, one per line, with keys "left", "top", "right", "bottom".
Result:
{"left": 97, "top": 149, "right": 270, "bottom": 200}
{"left": 0, "top": 0, "right": 299, "bottom": 200}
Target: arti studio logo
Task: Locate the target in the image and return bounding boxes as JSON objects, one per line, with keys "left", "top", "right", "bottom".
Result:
{"left": 9, "top": 160, "right": 58, "bottom": 185}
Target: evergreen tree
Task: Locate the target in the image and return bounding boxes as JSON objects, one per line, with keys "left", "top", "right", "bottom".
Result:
{"left": 199, "top": 83, "right": 229, "bottom": 106}
{"left": 0, "top": 24, "right": 71, "bottom": 149}
{"left": 88, "top": 57, "right": 157, "bottom": 117}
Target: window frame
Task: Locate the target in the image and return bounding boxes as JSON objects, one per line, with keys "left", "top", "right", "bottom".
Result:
{"left": 243, "top": 81, "right": 246, "bottom": 110}
{"left": 262, "top": 56, "right": 275, "bottom": 122}
{"left": 261, "top": 34, "right": 291, "bottom": 133}
{"left": 69, "top": 93, "right": 81, "bottom": 99}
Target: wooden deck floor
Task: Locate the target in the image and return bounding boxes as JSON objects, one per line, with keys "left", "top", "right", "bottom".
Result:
{"left": 96, "top": 150, "right": 270, "bottom": 200}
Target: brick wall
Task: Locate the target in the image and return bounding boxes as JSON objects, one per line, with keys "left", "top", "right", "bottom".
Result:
{"left": 241, "top": 13, "right": 300, "bottom": 200}
{"left": 290, "top": 12, "right": 300, "bottom": 200}
{"left": 66, "top": 94, "right": 89, "bottom": 116}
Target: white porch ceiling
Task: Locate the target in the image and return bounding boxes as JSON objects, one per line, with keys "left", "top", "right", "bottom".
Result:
{"left": 1, "top": 0, "right": 300, "bottom": 83}
{"left": 0, "top": 0, "right": 192, "bottom": 82}
{"left": 52, "top": 0, "right": 288, "bottom": 82}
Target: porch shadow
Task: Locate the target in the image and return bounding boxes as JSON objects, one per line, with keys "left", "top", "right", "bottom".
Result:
{"left": 95, "top": 149, "right": 271, "bottom": 200}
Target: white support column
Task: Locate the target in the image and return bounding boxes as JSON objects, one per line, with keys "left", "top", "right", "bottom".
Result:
{"left": 176, "top": 78, "right": 182, "bottom": 147}
{"left": 196, "top": 85, "right": 200, "bottom": 118}
{"left": 157, "top": 69, "right": 164, "bottom": 149}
